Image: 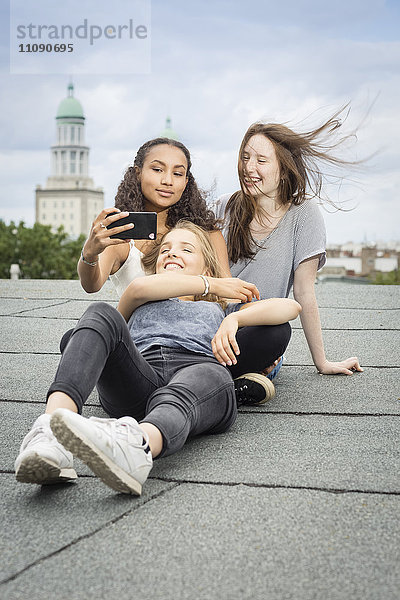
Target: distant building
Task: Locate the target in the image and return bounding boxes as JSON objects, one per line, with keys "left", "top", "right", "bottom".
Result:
{"left": 35, "top": 83, "right": 104, "bottom": 237}
{"left": 322, "top": 243, "right": 399, "bottom": 280}
{"left": 160, "top": 116, "right": 179, "bottom": 140}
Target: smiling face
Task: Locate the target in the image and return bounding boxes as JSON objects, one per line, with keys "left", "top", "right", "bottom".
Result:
{"left": 138, "top": 145, "right": 189, "bottom": 213}
{"left": 240, "top": 134, "right": 281, "bottom": 201}
{"left": 155, "top": 229, "right": 206, "bottom": 276}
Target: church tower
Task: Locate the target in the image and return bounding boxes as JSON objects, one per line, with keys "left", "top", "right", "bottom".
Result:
{"left": 35, "top": 83, "right": 104, "bottom": 237}
{"left": 160, "top": 116, "right": 179, "bottom": 140}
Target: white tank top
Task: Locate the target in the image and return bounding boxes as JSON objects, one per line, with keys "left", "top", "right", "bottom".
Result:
{"left": 109, "top": 242, "right": 145, "bottom": 297}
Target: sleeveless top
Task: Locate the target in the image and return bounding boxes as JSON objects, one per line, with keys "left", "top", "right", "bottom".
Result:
{"left": 109, "top": 242, "right": 145, "bottom": 297}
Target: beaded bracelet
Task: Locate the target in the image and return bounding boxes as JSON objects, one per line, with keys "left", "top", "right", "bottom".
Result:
{"left": 81, "top": 250, "right": 99, "bottom": 267}
{"left": 198, "top": 274, "right": 210, "bottom": 296}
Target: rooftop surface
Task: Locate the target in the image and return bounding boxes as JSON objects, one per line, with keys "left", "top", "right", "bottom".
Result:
{"left": 0, "top": 280, "right": 399, "bottom": 600}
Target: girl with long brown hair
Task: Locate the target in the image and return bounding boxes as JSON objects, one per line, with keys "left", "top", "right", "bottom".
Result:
{"left": 213, "top": 110, "right": 363, "bottom": 376}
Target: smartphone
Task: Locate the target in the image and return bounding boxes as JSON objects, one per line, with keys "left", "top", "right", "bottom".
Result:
{"left": 106, "top": 212, "right": 157, "bottom": 240}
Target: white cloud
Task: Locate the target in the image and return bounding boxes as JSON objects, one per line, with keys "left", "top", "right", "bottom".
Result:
{"left": 0, "top": 0, "right": 399, "bottom": 244}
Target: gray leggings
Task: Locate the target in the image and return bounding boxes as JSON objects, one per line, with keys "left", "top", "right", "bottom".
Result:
{"left": 47, "top": 302, "right": 237, "bottom": 458}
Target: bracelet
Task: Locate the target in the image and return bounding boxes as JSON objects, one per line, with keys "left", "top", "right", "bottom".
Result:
{"left": 198, "top": 274, "right": 210, "bottom": 297}
{"left": 81, "top": 250, "right": 99, "bottom": 267}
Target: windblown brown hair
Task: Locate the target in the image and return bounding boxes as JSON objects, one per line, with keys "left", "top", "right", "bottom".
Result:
{"left": 226, "top": 106, "right": 358, "bottom": 263}
{"left": 141, "top": 220, "right": 227, "bottom": 308}
{"left": 114, "top": 138, "right": 218, "bottom": 231}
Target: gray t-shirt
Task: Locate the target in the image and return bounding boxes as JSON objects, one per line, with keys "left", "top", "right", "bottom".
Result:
{"left": 211, "top": 193, "right": 326, "bottom": 299}
{"left": 128, "top": 298, "right": 239, "bottom": 357}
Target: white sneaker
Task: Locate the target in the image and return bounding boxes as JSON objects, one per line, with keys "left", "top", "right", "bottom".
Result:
{"left": 15, "top": 414, "right": 77, "bottom": 484}
{"left": 50, "top": 409, "right": 153, "bottom": 495}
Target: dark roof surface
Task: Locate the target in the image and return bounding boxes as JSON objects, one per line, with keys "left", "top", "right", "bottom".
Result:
{"left": 1, "top": 280, "right": 399, "bottom": 599}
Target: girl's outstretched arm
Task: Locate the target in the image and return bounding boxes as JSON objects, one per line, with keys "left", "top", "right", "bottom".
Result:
{"left": 117, "top": 273, "right": 260, "bottom": 321}
{"left": 78, "top": 209, "right": 134, "bottom": 292}
{"left": 235, "top": 297, "right": 301, "bottom": 326}
{"left": 293, "top": 255, "right": 363, "bottom": 375}
{"left": 211, "top": 298, "right": 301, "bottom": 366}
{"left": 118, "top": 274, "right": 205, "bottom": 320}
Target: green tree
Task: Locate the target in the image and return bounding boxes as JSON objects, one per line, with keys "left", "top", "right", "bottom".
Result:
{"left": 0, "top": 220, "right": 86, "bottom": 279}
{"left": 0, "top": 220, "right": 18, "bottom": 277}
{"left": 369, "top": 270, "right": 400, "bottom": 285}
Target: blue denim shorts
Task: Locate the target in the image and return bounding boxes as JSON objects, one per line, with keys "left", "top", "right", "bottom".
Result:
{"left": 266, "top": 355, "right": 284, "bottom": 380}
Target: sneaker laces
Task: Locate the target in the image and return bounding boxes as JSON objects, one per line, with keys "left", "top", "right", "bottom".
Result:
{"left": 234, "top": 380, "right": 264, "bottom": 405}
{"left": 235, "top": 381, "right": 250, "bottom": 405}
{"left": 88, "top": 417, "right": 150, "bottom": 459}
{"left": 21, "top": 423, "right": 54, "bottom": 450}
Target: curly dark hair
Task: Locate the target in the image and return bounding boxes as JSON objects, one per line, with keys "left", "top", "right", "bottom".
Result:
{"left": 114, "top": 137, "right": 218, "bottom": 231}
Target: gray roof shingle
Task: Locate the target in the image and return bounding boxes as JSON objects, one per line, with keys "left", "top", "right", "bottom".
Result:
{"left": 1, "top": 280, "right": 399, "bottom": 599}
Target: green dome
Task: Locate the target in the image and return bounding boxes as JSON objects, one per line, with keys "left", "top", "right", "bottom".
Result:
{"left": 160, "top": 116, "right": 178, "bottom": 140}
{"left": 56, "top": 83, "right": 84, "bottom": 120}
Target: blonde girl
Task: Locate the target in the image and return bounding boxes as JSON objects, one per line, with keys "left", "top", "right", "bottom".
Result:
{"left": 15, "top": 222, "right": 300, "bottom": 495}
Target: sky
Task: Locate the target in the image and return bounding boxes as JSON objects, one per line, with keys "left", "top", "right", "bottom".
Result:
{"left": 0, "top": 0, "right": 399, "bottom": 244}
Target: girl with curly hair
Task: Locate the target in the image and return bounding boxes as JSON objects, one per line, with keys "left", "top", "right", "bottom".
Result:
{"left": 78, "top": 138, "right": 230, "bottom": 296}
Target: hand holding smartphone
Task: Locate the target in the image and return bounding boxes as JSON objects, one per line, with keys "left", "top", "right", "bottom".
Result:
{"left": 106, "top": 212, "right": 157, "bottom": 240}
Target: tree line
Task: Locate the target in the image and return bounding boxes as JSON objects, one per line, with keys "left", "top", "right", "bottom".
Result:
{"left": 369, "top": 269, "right": 400, "bottom": 285}
{"left": 0, "top": 220, "right": 86, "bottom": 279}
{"left": 1, "top": 218, "right": 398, "bottom": 284}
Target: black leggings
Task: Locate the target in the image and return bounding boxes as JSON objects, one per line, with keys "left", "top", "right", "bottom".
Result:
{"left": 228, "top": 323, "right": 291, "bottom": 378}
